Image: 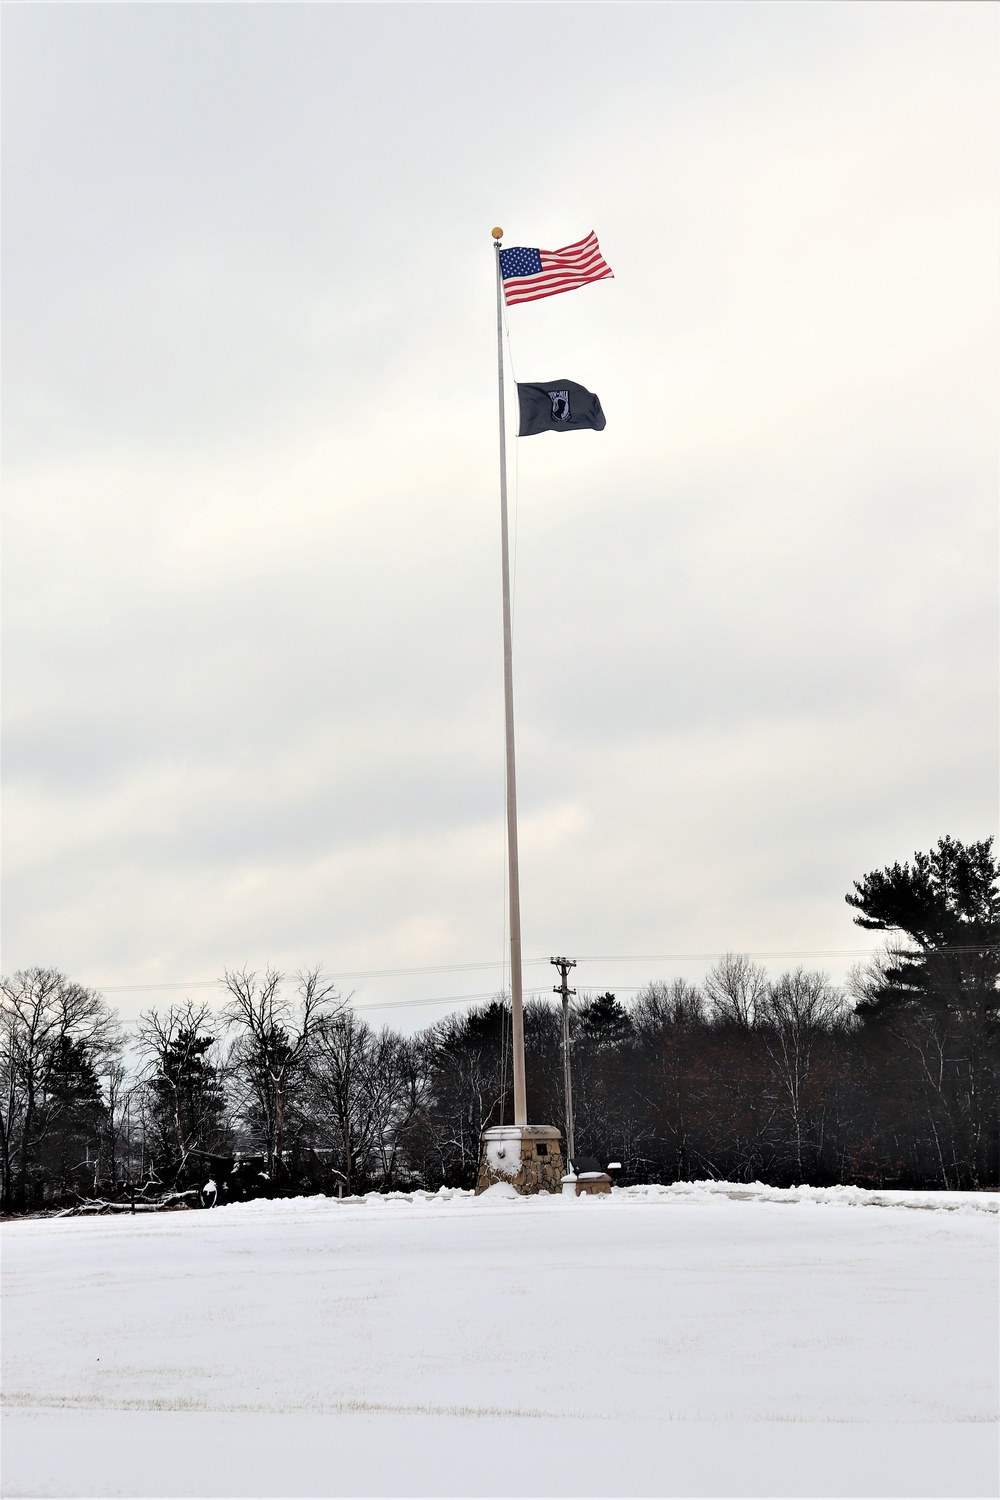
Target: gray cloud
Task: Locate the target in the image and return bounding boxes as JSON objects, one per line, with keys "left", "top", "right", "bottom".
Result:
{"left": 3, "top": 3, "right": 996, "bottom": 1026}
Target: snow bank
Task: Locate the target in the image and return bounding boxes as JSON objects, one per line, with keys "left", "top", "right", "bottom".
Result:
{"left": 478, "top": 1180, "right": 521, "bottom": 1198}
{"left": 208, "top": 1178, "right": 998, "bottom": 1220}
{"left": 616, "top": 1179, "right": 1000, "bottom": 1215}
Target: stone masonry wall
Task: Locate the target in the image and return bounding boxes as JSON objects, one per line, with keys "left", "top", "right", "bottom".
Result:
{"left": 476, "top": 1127, "right": 565, "bottom": 1195}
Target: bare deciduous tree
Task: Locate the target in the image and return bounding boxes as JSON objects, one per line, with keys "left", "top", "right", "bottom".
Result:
{"left": 223, "top": 966, "right": 341, "bottom": 1179}
{"left": 367, "top": 1029, "right": 426, "bottom": 1187}
{"left": 760, "top": 968, "right": 848, "bottom": 1178}
{"left": 309, "top": 1008, "right": 378, "bottom": 1194}
{"left": 704, "top": 953, "right": 769, "bottom": 1029}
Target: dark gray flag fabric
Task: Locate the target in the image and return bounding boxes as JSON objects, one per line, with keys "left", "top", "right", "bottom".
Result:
{"left": 517, "top": 380, "right": 606, "bottom": 436}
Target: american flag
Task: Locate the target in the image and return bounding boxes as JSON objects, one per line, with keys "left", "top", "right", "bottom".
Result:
{"left": 499, "top": 231, "right": 613, "bottom": 307}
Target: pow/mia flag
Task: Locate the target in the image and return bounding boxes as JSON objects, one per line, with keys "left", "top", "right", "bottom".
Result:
{"left": 517, "top": 380, "right": 606, "bottom": 437}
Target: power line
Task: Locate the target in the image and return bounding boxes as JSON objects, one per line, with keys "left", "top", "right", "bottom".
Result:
{"left": 578, "top": 949, "right": 880, "bottom": 962}
{"left": 95, "top": 959, "right": 523, "bottom": 993}
{"left": 111, "top": 986, "right": 608, "bottom": 1026}
{"left": 576, "top": 946, "right": 998, "bottom": 961}
{"left": 89, "top": 947, "right": 888, "bottom": 993}
{"left": 87, "top": 943, "right": 997, "bottom": 1006}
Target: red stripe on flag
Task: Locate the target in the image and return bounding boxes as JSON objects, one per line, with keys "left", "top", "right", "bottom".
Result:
{"left": 501, "top": 231, "right": 613, "bottom": 307}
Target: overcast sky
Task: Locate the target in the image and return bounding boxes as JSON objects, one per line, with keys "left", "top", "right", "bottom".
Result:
{"left": 3, "top": 2, "right": 997, "bottom": 1030}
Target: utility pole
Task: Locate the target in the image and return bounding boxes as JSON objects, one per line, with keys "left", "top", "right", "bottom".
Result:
{"left": 551, "top": 957, "right": 577, "bottom": 1162}
{"left": 126, "top": 1093, "right": 134, "bottom": 1213}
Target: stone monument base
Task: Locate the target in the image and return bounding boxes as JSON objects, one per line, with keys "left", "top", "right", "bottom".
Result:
{"left": 475, "top": 1124, "right": 565, "bottom": 1195}
{"left": 571, "top": 1171, "right": 612, "bottom": 1196}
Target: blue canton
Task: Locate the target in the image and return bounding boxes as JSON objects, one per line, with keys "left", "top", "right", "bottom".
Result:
{"left": 499, "top": 246, "right": 542, "bottom": 280}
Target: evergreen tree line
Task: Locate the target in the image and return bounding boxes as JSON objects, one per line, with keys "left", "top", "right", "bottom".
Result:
{"left": 2, "top": 836, "right": 997, "bottom": 1213}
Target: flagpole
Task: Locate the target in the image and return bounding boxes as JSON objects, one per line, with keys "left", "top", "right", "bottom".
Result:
{"left": 493, "top": 227, "right": 527, "bottom": 1128}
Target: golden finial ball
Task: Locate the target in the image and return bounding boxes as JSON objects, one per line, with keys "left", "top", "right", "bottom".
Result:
{"left": 491, "top": 226, "right": 503, "bottom": 240}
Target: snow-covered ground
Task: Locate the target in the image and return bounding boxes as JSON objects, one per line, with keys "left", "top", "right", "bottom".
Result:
{"left": 2, "top": 1182, "right": 997, "bottom": 1498}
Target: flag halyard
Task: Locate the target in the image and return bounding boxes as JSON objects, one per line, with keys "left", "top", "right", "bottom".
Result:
{"left": 500, "top": 231, "right": 613, "bottom": 306}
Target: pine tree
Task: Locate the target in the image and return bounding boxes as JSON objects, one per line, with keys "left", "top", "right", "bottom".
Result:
{"left": 35, "top": 1034, "right": 108, "bottom": 1195}
{"left": 846, "top": 836, "right": 1000, "bottom": 1187}
{"left": 141, "top": 1005, "right": 228, "bottom": 1186}
{"left": 846, "top": 835, "right": 999, "bottom": 1020}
